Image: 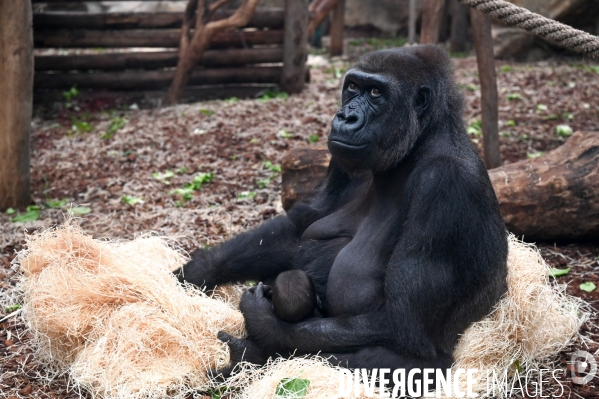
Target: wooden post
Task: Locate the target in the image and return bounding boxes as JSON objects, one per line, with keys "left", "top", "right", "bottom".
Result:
{"left": 281, "top": 0, "right": 309, "bottom": 93}
{"left": 470, "top": 9, "right": 501, "bottom": 169}
{"left": 408, "top": 0, "right": 417, "bottom": 44}
{"left": 420, "top": 0, "right": 447, "bottom": 44}
{"left": 449, "top": 0, "right": 469, "bottom": 53}
{"left": 0, "top": 0, "right": 33, "bottom": 210}
{"left": 330, "top": 0, "right": 344, "bottom": 56}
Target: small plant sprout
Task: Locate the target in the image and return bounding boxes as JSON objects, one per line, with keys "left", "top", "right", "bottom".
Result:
{"left": 262, "top": 161, "right": 282, "bottom": 173}
{"left": 561, "top": 111, "right": 574, "bottom": 121}
{"left": 237, "top": 191, "right": 257, "bottom": 199}
{"left": 467, "top": 120, "right": 483, "bottom": 136}
{"left": 580, "top": 282, "right": 596, "bottom": 292}
{"left": 506, "top": 120, "right": 516, "bottom": 127}
{"left": 507, "top": 93, "right": 523, "bottom": 101}
{"left": 526, "top": 151, "right": 544, "bottom": 159}
{"left": 259, "top": 89, "right": 289, "bottom": 101}
{"left": 5, "top": 208, "right": 15, "bottom": 215}
{"left": 102, "top": 116, "right": 126, "bottom": 139}
{"left": 199, "top": 109, "right": 215, "bottom": 116}
{"left": 152, "top": 170, "right": 175, "bottom": 185}
{"left": 63, "top": 86, "right": 79, "bottom": 108}
{"left": 277, "top": 129, "right": 292, "bottom": 139}
{"left": 256, "top": 178, "right": 271, "bottom": 189}
{"left": 556, "top": 125, "right": 573, "bottom": 137}
{"left": 548, "top": 267, "right": 570, "bottom": 278}
{"left": 250, "top": 138, "right": 259, "bottom": 144}
{"left": 12, "top": 205, "right": 41, "bottom": 223}
{"left": 121, "top": 195, "right": 144, "bottom": 206}
{"left": 308, "top": 134, "right": 320, "bottom": 143}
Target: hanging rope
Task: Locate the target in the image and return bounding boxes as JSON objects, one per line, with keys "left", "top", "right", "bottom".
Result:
{"left": 457, "top": 0, "right": 599, "bottom": 58}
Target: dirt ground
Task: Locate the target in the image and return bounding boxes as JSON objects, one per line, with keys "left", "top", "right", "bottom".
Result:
{"left": 1, "top": 38, "right": 599, "bottom": 398}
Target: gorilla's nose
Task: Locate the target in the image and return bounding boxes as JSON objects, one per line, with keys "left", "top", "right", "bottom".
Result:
{"left": 333, "top": 108, "right": 365, "bottom": 135}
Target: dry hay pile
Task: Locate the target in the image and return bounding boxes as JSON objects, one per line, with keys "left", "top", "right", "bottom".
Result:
{"left": 16, "top": 221, "right": 244, "bottom": 399}
{"left": 16, "top": 221, "right": 584, "bottom": 399}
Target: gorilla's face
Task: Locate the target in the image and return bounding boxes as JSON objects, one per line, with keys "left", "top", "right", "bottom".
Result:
{"left": 328, "top": 49, "right": 435, "bottom": 172}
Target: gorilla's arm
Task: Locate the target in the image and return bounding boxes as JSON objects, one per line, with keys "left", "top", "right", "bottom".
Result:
{"left": 175, "top": 203, "right": 320, "bottom": 289}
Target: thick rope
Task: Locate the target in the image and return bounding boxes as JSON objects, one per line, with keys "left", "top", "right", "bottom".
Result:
{"left": 458, "top": 0, "right": 599, "bottom": 58}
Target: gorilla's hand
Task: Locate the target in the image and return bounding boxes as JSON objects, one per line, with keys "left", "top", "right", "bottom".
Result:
{"left": 239, "top": 282, "right": 282, "bottom": 344}
{"left": 173, "top": 249, "right": 219, "bottom": 289}
{"left": 209, "top": 332, "right": 267, "bottom": 379}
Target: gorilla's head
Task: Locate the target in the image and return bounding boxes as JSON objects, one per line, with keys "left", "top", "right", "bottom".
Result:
{"left": 328, "top": 45, "right": 464, "bottom": 172}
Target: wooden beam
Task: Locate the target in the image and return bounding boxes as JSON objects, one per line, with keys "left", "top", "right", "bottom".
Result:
{"left": 34, "top": 29, "right": 284, "bottom": 48}
{"left": 34, "top": 66, "right": 300, "bottom": 90}
{"left": 281, "top": 0, "right": 309, "bottom": 94}
{"left": 33, "top": 8, "right": 285, "bottom": 30}
{"left": 330, "top": 0, "right": 344, "bottom": 57}
{"left": 0, "top": 0, "right": 32, "bottom": 209}
{"left": 35, "top": 48, "right": 283, "bottom": 71}
{"left": 420, "top": 0, "right": 447, "bottom": 44}
{"left": 470, "top": 8, "right": 501, "bottom": 169}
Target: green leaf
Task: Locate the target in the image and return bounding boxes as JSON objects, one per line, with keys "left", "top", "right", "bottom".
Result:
{"left": 556, "top": 124, "right": 573, "bottom": 137}
{"left": 4, "top": 304, "right": 21, "bottom": 313}
{"left": 152, "top": 170, "right": 175, "bottom": 184}
{"left": 46, "top": 198, "right": 68, "bottom": 209}
{"left": 13, "top": 208, "right": 40, "bottom": 223}
{"left": 506, "top": 120, "right": 516, "bottom": 127}
{"left": 175, "top": 166, "right": 189, "bottom": 174}
{"left": 200, "top": 109, "right": 215, "bottom": 116}
{"left": 262, "top": 161, "right": 281, "bottom": 173}
{"left": 256, "top": 178, "right": 270, "bottom": 189}
{"left": 275, "top": 377, "right": 310, "bottom": 398}
{"left": 259, "top": 89, "right": 289, "bottom": 101}
{"left": 548, "top": 267, "right": 570, "bottom": 278}
{"left": 224, "top": 96, "right": 239, "bottom": 104}
{"left": 5, "top": 207, "right": 15, "bottom": 215}
{"left": 467, "top": 120, "right": 483, "bottom": 136}
{"left": 192, "top": 172, "right": 214, "bottom": 190}
{"left": 121, "top": 195, "right": 144, "bottom": 206}
{"left": 71, "top": 206, "right": 91, "bottom": 215}
{"left": 102, "top": 117, "right": 126, "bottom": 139}
{"left": 499, "top": 65, "right": 512, "bottom": 73}
{"left": 277, "top": 129, "right": 292, "bottom": 139}
{"left": 507, "top": 93, "right": 523, "bottom": 101}
{"left": 536, "top": 104, "right": 548, "bottom": 113}
{"left": 171, "top": 187, "right": 195, "bottom": 201}
{"left": 72, "top": 120, "right": 93, "bottom": 133}
{"left": 580, "top": 282, "right": 596, "bottom": 292}
{"left": 512, "top": 359, "right": 523, "bottom": 373}
{"left": 526, "top": 151, "right": 544, "bottom": 159}
{"left": 308, "top": 134, "right": 320, "bottom": 143}
{"left": 237, "top": 191, "right": 256, "bottom": 199}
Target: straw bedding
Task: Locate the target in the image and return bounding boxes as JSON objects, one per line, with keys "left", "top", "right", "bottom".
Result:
{"left": 15, "top": 222, "right": 583, "bottom": 399}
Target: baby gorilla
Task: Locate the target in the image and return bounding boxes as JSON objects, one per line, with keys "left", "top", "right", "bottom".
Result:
{"left": 265, "top": 270, "right": 321, "bottom": 322}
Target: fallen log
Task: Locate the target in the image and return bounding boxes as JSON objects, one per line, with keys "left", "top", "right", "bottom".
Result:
{"left": 33, "top": 29, "right": 283, "bottom": 48}
{"left": 35, "top": 47, "right": 283, "bottom": 71}
{"left": 33, "top": 8, "right": 285, "bottom": 30}
{"left": 281, "top": 132, "right": 599, "bottom": 241}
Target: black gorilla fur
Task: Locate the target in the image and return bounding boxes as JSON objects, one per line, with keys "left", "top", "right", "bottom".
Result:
{"left": 175, "top": 45, "right": 508, "bottom": 387}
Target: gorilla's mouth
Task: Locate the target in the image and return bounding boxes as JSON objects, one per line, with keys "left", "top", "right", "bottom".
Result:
{"left": 327, "top": 140, "right": 369, "bottom": 150}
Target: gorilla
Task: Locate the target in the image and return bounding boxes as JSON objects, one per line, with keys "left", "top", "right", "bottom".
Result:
{"left": 175, "top": 45, "right": 508, "bottom": 391}
{"left": 266, "top": 269, "right": 322, "bottom": 323}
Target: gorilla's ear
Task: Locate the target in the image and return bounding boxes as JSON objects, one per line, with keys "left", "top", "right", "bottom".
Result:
{"left": 414, "top": 86, "right": 431, "bottom": 116}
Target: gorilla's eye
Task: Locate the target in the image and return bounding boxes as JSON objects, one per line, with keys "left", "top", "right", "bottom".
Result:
{"left": 370, "top": 88, "right": 381, "bottom": 98}
{"left": 347, "top": 82, "right": 358, "bottom": 92}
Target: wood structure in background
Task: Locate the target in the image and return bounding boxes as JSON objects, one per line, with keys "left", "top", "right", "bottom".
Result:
{"left": 420, "top": 0, "right": 447, "bottom": 44}
{"left": 408, "top": 0, "right": 417, "bottom": 44}
{"left": 166, "top": 0, "right": 261, "bottom": 104}
{"left": 280, "top": 132, "right": 599, "bottom": 241}
{"left": 470, "top": 8, "right": 501, "bottom": 169}
{"left": 0, "top": 0, "right": 32, "bottom": 210}
{"left": 32, "top": 1, "right": 309, "bottom": 101}
{"left": 307, "top": 0, "right": 344, "bottom": 56}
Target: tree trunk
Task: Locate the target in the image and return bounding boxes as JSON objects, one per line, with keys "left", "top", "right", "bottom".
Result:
{"left": 280, "top": 0, "right": 309, "bottom": 94}
{"left": 329, "top": 0, "right": 344, "bottom": 57}
{"left": 166, "top": 0, "right": 261, "bottom": 105}
{"left": 307, "top": 0, "right": 341, "bottom": 37}
{"left": 280, "top": 132, "right": 599, "bottom": 241}
{"left": 420, "top": 0, "right": 447, "bottom": 44}
{"left": 471, "top": 8, "right": 501, "bottom": 169}
{"left": 0, "top": 0, "right": 33, "bottom": 210}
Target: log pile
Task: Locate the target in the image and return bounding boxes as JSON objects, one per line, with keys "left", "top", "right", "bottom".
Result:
{"left": 281, "top": 132, "right": 599, "bottom": 241}
{"left": 31, "top": 1, "right": 308, "bottom": 99}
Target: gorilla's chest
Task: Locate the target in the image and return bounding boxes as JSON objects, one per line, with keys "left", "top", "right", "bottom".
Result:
{"left": 300, "top": 205, "right": 401, "bottom": 317}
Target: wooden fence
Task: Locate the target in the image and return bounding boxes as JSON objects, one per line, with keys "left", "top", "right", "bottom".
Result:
{"left": 32, "top": 0, "right": 309, "bottom": 100}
